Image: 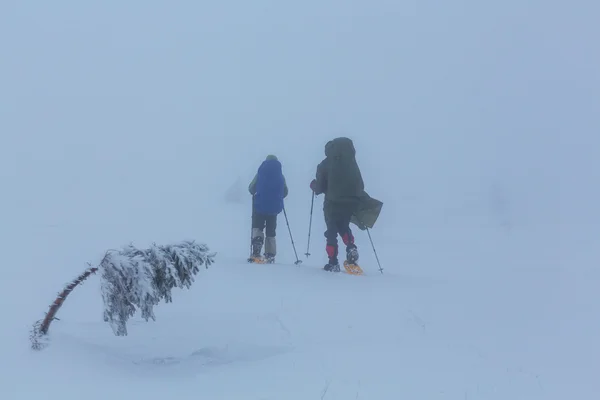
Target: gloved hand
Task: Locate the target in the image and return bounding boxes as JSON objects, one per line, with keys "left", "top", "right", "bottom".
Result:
{"left": 310, "top": 179, "right": 317, "bottom": 192}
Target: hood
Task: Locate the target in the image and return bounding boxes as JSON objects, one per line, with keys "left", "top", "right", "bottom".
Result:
{"left": 325, "top": 137, "right": 356, "bottom": 158}
{"left": 260, "top": 157, "right": 282, "bottom": 172}
{"left": 265, "top": 154, "right": 278, "bottom": 161}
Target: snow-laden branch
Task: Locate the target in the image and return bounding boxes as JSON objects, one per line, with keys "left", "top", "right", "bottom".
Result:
{"left": 100, "top": 240, "right": 215, "bottom": 336}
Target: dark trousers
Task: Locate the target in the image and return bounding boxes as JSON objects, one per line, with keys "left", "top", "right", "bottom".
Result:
{"left": 323, "top": 201, "right": 357, "bottom": 263}
{"left": 252, "top": 212, "right": 277, "bottom": 237}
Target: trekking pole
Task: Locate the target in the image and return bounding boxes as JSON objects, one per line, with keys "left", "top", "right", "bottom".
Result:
{"left": 283, "top": 207, "right": 302, "bottom": 265}
{"left": 366, "top": 228, "right": 384, "bottom": 274}
{"left": 250, "top": 196, "right": 254, "bottom": 256}
{"left": 305, "top": 192, "right": 315, "bottom": 257}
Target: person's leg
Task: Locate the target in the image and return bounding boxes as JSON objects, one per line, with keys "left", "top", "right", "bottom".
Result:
{"left": 323, "top": 202, "right": 340, "bottom": 271}
{"left": 264, "top": 214, "right": 277, "bottom": 260}
{"left": 333, "top": 202, "right": 359, "bottom": 263}
{"left": 251, "top": 212, "right": 266, "bottom": 257}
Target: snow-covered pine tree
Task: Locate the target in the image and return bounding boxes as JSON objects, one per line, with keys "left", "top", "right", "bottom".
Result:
{"left": 100, "top": 240, "right": 215, "bottom": 336}
{"left": 30, "top": 240, "right": 216, "bottom": 350}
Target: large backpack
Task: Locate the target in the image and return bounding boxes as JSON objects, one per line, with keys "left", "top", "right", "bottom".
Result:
{"left": 325, "top": 137, "right": 365, "bottom": 203}
{"left": 253, "top": 159, "right": 285, "bottom": 215}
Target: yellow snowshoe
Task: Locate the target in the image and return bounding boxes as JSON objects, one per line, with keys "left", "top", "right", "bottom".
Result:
{"left": 343, "top": 260, "right": 364, "bottom": 275}
{"left": 247, "top": 255, "right": 266, "bottom": 264}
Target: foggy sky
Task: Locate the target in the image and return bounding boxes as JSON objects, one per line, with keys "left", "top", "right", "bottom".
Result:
{"left": 1, "top": 0, "right": 598, "bottom": 234}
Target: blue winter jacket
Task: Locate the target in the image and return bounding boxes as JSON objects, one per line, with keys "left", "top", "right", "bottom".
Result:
{"left": 250, "top": 159, "right": 287, "bottom": 215}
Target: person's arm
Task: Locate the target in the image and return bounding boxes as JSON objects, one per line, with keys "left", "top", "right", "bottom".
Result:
{"left": 311, "top": 160, "right": 327, "bottom": 195}
{"left": 248, "top": 173, "right": 258, "bottom": 195}
{"left": 283, "top": 176, "right": 289, "bottom": 198}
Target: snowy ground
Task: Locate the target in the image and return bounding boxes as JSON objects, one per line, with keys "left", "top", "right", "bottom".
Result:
{"left": 2, "top": 198, "right": 598, "bottom": 399}
{"left": 2, "top": 1, "right": 599, "bottom": 399}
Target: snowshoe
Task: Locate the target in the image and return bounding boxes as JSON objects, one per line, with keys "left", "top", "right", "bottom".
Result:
{"left": 247, "top": 255, "right": 266, "bottom": 264}
{"left": 343, "top": 260, "right": 364, "bottom": 275}
{"left": 264, "top": 253, "right": 276, "bottom": 264}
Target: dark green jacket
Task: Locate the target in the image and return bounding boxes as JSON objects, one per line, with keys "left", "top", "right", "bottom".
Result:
{"left": 312, "top": 137, "right": 364, "bottom": 201}
{"left": 350, "top": 194, "right": 383, "bottom": 230}
{"left": 313, "top": 137, "right": 382, "bottom": 230}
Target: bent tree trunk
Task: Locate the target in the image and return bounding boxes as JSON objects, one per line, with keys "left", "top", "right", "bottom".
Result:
{"left": 30, "top": 266, "right": 98, "bottom": 350}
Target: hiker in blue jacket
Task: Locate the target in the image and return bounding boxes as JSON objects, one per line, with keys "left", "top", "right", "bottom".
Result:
{"left": 248, "top": 155, "right": 289, "bottom": 263}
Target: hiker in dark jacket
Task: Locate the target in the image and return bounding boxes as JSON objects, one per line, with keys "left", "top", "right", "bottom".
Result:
{"left": 248, "top": 155, "right": 289, "bottom": 263}
{"left": 310, "top": 137, "right": 364, "bottom": 272}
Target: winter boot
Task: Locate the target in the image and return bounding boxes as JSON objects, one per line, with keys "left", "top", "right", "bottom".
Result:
{"left": 324, "top": 244, "right": 340, "bottom": 271}
{"left": 249, "top": 229, "right": 264, "bottom": 261}
{"left": 341, "top": 231, "right": 358, "bottom": 264}
{"left": 324, "top": 262, "right": 340, "bottom": 272}
{"left": 346, "top": 243, "right": 359, "bottom": 264}
{"left": 264, "top": 237, "right": 276, "bottom": 263}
